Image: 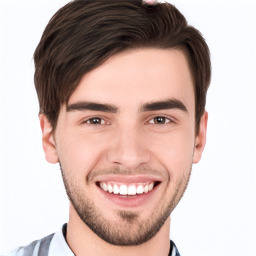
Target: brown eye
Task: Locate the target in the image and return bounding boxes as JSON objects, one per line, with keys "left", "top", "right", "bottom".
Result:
{"left": 149, "top": 116, "right": 171, "bottom": 124}
{"left": 86, "top": 117, "right": 106, "bottom": 125}
{"left": 90, "top": 118, "right": 101, "bottom": 124}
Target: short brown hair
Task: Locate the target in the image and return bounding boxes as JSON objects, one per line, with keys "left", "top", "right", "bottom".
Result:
{"left": 34, "top": 0, "right": 211, "bottom": 132}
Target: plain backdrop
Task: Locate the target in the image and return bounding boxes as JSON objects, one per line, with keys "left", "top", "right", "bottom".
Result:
{"left": 0, "top": 0, "right": 256, "bottom": 255}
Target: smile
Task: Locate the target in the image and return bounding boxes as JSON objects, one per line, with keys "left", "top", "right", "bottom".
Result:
{"left": 96, "top": 177, "right": 162, "bottom": 207}
{"left": 99, "top": 182, "right": 156, "bottom": 195}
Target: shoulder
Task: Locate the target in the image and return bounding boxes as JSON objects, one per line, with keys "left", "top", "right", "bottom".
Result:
{"left": 1, "top": 233, "right": 54, "bottom": 256}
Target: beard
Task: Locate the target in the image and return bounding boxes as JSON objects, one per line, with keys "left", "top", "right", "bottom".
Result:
{"left": 60, "top": 164, "right": 192, "bottom": 246}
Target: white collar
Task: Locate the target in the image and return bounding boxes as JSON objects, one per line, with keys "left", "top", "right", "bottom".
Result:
{"left": 48, "top": 225, "right": 74, "bottom": 256}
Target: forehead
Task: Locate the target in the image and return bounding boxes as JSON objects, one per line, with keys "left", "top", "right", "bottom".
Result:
{"left": 68, "top": 48, "right": 195, "bottom": 112}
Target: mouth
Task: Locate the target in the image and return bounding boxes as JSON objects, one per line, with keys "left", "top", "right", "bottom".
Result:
{"left": 95, "top": 177, "right": 161, "bottom": 208}
{"left": 97, "top": 181, "right": 159, "bottom": 196}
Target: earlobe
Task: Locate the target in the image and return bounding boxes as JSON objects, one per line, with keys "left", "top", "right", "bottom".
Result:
{"left": 193, "top": 111, "right": 208, "bottom": 164}
{"left": 39, "top": 114, "right": 59, "bottom": 164}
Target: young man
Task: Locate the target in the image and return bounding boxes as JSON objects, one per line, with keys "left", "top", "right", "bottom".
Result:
{"left": 4, "top": 0, "right": 211, "bottom": 255}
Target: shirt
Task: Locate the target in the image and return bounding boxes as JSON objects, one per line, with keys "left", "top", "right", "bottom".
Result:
{"left": 2, "top": 224, "right": 180, "bottom": 256}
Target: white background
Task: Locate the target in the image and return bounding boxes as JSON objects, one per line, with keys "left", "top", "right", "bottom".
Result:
{"left": 0, "top": 0, "right": 256, "bottom": 255}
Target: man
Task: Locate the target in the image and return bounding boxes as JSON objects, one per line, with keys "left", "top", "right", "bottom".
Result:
{"left": 4, "top": 0, "right": 211, "bottom": 255}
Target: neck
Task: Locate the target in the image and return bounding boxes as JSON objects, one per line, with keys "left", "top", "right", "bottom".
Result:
{"left": 66, "top": 205, "right": 171, "bottom": 256}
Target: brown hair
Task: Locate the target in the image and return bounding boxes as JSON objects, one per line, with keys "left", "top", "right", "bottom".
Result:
{"left": 34, "top": 0, "right": 211, "bottom": 132}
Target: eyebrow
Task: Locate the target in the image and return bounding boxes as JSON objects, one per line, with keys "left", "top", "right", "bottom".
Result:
{"left": 140, "top": 99, "right": 188, "bottom": 113}
{"left": 66, "top": 102, "right": 118, "bottom": 113}
{"left": 66, "top": 98, "right": 187, "bottom": 113}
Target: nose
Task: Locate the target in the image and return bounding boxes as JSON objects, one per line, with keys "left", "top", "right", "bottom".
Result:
{"left": 107, "top": 125, "right": 150, "bottom": 169}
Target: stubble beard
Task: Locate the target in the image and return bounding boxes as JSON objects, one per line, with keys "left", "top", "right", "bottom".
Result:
{"left": 60, "top": 164, "right": 192, "bottom": 246}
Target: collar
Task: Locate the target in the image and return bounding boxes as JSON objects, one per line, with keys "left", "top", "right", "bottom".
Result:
{"left": 48, "top": 224, "right": 74, "bottom": 256}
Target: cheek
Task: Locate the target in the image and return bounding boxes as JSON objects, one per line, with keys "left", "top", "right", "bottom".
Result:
{"left": 148, "top": 129, "right": 195, "bottom": 177}
{"left": 56, "top": 131, "right": 108, "bottom": 175}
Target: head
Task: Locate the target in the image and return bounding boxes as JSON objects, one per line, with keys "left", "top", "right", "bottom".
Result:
{"left": 35, "top": 0, "right": 211, "bottom": 247}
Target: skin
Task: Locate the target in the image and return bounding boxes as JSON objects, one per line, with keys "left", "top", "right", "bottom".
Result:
{"left": 40, "top": 48, "right": 207, "bottom": 256}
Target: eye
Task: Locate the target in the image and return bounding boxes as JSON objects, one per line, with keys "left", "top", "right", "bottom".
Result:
{"left": 149, "top": 116, "right": 171, "bottom": 125}
{"left": 85, "top": 117, "right": 108, "bottom": 125}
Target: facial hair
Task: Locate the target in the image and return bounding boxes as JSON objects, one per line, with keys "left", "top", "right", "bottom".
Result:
{"left": 60, "top": 164, "right": 192, "bottom": 246}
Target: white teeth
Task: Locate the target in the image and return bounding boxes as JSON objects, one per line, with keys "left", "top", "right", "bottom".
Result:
{"left": 128, "top": 185, "right": 136, "bottom": 195}
{"left": 102, "top": 183, "right": 108, "bottom": 192}
{"left": 100, "top": 182, "right": 156, "bottom": 195}
{"left": 113, "top": 184, "right": 119, "bottom": 194}
{"left": 136, "top": 185, "right": 144, "bottom": 194}
{"left": 148, "top": 182, "right": 154, "bottom": 191}
{"left": 144, "top": 184, "right": 149, "bottom": 193}
{"left": 120, "top": 185, "right": 128, "bottom": 195}
{"left": 108, "top": 184, "right": 113, "bottom": 193}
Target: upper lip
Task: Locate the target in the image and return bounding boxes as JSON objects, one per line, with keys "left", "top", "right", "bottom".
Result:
{"left": 95, "top": 174, "right": 162, "bottom": 184}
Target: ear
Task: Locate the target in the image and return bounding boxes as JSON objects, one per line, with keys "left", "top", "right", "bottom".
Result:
{"left": 193, "top": 111, "right": 208, "bottom": 163}
{"left": 39, "top": 114, "right": 59, "bottom": 164}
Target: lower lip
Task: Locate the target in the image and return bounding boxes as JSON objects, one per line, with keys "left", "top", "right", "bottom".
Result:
{"left": 97, "top": 185, "right": 159, "bottom": 208}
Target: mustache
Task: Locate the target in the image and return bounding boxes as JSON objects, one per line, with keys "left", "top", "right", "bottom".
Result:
{"left": 86, "top": 165, "right": 165, "bottom": 183}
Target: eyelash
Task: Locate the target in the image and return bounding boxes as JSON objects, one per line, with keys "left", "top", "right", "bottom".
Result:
{"left": 83, "top": 116, "right": 172, "bottom": 126}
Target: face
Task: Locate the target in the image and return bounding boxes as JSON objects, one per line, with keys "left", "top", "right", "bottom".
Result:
{"left": 40, "top": 48, "right": 207, "bottom": 246}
